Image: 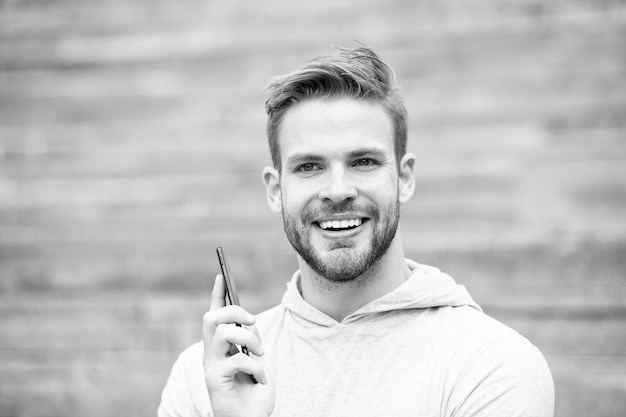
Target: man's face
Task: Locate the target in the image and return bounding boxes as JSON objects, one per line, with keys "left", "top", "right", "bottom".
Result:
{"left": 265, "top": 97, "right": 409, "bottom": 282}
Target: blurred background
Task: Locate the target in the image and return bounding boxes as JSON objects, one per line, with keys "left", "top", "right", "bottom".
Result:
{"left": 1, "top": 0, "right": 625, "bottom": 416}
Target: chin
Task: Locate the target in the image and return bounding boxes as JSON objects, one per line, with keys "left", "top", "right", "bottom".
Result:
{"left": 311, "top": 246, "right": 375, "bottom": 282}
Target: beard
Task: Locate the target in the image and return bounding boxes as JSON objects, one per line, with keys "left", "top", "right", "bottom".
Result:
{"left": 281, "top": 198, "right": 400, "bottom": 283}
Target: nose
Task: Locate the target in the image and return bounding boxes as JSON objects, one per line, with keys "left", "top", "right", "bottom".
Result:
{"left": 318, "top": 168, "right": 358, "bottom": 203}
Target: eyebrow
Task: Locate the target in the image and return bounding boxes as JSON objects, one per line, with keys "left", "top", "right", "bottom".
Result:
{"left": 285, "top": 147, "right": 389, "bottom": 166}
{"left": 285, "top": 153, "right": 325, "bottom": 166}
{"left": 347, "top": 148, "right": 388, "bottom": 160}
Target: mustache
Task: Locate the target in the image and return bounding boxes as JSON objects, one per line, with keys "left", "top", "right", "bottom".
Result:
{"left": 302, "top": 201, "right": 378, "bottom": 223}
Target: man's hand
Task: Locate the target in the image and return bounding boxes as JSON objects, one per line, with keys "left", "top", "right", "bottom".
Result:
{"left": 203, "top": 274, "right": 275, "bottom": 417}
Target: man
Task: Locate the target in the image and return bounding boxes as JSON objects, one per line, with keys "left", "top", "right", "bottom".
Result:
{"left": 158, "top": 46, "right": 555, "bottom": 417}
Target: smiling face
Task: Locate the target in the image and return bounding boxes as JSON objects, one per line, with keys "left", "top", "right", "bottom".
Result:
{"left": 263, "top": 97, "right": 415, "bottom": 283}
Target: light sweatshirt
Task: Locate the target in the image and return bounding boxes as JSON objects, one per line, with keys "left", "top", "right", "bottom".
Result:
{"left": 158, "top": 260, "right": 555, "bottom": 417}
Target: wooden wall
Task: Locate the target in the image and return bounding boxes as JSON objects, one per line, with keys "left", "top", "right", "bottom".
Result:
{"left": 1, "top": 0, "right": 625, "bottom": 416}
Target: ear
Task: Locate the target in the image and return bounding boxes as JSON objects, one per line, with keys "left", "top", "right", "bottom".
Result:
{"left": 398, "top": 152, "right": 416, "bottom": 204}
{"left": 262, "top": 166, "right": 282, "bottom": 213}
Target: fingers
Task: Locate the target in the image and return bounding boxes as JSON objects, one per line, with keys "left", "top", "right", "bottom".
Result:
{"left": 205, "top": 352, "right": 269, "bottom": 386}
{"left": 203, "top": 304, "right": 256, "bottom": 342}
{"left": 210, "top": 274, "right": 226, "bottom": 311}
{"left": 204, "top": 316, "right": 264, "bottom": 371}
{"left": 204, "top": 274, "right": 267, "bottom": 386}
{"left": 203, "top": 279, "right": 263, "bottom": 358}
{"left": 203, "top": 319, "right": 268, "bottom": 388}
{"left": 209, "top": 322, "right": 265, "bottom": 358}
{"left": 205, "top": 274, "right": 257, "bottom": 343}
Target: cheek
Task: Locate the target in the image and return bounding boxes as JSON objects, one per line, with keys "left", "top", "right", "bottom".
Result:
{"left": 358, "top": 167, "right": 398, "bottom": 188}
{"left": 370, "top": 188, "right": 400, "bottom": 213}
{"left": 280, "top": 187, "right": 309, "bottom": 215}
{"left": 281, "top": 179, "right": 318, "bottom": 204}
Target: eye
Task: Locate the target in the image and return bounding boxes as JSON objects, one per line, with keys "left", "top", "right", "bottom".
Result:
{"left": 296, "top": 163, "right": 321, "bottom": 173}
{"left": 353, "top": 158, "right": 378, "bottom": 168}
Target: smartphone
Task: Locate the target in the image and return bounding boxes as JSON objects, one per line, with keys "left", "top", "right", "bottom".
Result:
{"left": 216, "top": 246, "right": 249, "bottom": 355}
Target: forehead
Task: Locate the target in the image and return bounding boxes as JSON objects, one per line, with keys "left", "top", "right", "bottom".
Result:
{"left": 278, "top": 97, "right": 394, "bottom": 158}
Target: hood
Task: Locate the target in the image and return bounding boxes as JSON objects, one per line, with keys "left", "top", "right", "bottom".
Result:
{"left": 281, "top": 259, "right": 481, "bottom": 327}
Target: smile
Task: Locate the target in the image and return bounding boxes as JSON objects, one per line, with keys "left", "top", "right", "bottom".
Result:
{"left": 316, "top": 218, "right": 364, "bottom": 231}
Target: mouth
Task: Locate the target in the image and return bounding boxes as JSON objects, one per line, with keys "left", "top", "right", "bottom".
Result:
{"left": 315, "top": 218, "right": 367, "bottom": 232}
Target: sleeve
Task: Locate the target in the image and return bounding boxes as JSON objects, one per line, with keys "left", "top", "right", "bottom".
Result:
{"left": 158, "top": 342, "right": 212, "bottom": 417}
{"left": 447, "top": 335, "right": 555, "bottom": 417}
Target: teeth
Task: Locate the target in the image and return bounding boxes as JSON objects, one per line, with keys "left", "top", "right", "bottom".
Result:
{"left": 319, "top": 219, "right": 363, "bottom": 230}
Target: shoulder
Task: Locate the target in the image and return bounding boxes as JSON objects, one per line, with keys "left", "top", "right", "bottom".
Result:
{"left": 438, "top": 305, "right": 528, "bottom": 349}
{"left": 439, "top": 307, "right": 555, "bottom": 416}
{"left": 176, "top": 340, "right": 204, "bottom": 365}
{"left": 158, "top": 303, "right": 285, "bottom": 417}
{"left": 158, "top": 341, "right": 209, "bottom": 417}
{"left": 439, "top": 305, "right": 551, "bottom": 378}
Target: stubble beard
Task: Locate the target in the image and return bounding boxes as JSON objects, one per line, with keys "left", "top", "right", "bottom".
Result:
{"left": 281, "top": 198, "right": 400, "bottom": 283}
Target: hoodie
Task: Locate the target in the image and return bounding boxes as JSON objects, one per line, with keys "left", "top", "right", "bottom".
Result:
{"left": 158, "top": 260, "right": 554, "bottom": 417}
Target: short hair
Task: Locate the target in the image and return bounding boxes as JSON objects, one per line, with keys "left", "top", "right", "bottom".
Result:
{"left": 264, "top": 46, "right": 408, "bottom": 171}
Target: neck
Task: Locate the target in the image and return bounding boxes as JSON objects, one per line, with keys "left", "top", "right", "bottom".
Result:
{"left": 297, "top": 233, "right": 410, "bottom": 322}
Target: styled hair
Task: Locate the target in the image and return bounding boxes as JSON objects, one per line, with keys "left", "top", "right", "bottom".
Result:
{"left": 264, "top": 46, "right": 408, "bottom": 171}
